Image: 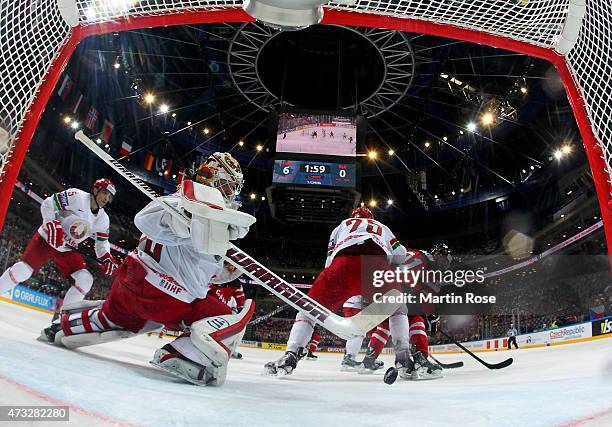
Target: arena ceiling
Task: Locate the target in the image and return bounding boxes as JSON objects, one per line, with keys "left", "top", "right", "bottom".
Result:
{"left": 32, "top": 21, "right": 587, "bottom": 232}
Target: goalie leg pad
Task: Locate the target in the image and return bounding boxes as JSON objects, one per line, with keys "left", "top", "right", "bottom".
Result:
{"left": 190, "top": 300, "right": 255, "bottom": 368}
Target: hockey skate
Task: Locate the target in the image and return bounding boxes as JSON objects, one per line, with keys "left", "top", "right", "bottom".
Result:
{"left": 306, "top": 351, "right": 318, "bottom": 360}
{"left": 37, "top": 323, "right": 63, "bottom": 345}
{"left": 340, "top": 354, "right": 361, "bottom": 371}
{"left": 412, "top": 351, "right": 443, "bottom": 380}
{"left": 151, "top": 344, "right": 225, "bottom": 386}
{"left": 264, "top": 351, "right": 298, "bottom": 376}
{"left": 358, "top": 354, "right": 385, "bottom": 374}
{"left": 395, "top": 349, "right": 415, "bottom": 380}
{"left": 231, "top": 351, "right": 243, "bottom": 360}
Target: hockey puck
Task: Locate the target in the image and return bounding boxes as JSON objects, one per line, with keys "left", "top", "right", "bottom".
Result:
{"left": 383, "top": 367, "right": 398, "bottom": 385}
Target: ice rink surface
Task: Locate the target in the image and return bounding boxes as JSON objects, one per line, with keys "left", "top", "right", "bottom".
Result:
{"left": 0, "top": 300, "right": 611, "bottom": 427}
{"left": 276, "top": 127, "right": 356, "bottom": 156}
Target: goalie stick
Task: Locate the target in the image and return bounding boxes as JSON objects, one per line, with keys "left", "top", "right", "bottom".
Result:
{"left": 439, "top": 330, "right": 513, "bottom": 370}
{"left": 75, "top": 131, "right": 402, "bottom": 340}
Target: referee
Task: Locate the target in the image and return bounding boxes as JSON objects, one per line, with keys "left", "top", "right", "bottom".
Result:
{"left": 507, "top": 323, "right": 519, "bottom": 349}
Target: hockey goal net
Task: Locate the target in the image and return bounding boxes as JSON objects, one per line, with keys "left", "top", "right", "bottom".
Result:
{"left": 0, "top": 0, "right": 610, "bottom": 246}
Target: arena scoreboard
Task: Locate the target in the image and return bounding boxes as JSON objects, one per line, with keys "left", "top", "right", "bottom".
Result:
{"left": 272, "top": 159, "right": 356, "bottom": 188}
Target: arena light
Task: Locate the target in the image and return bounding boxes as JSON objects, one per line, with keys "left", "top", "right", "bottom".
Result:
{"left": 63, "top": 116, "right": 71, "bottom": 124}
{"left": 171, "top": 113, "right": 176, "bottom": 118}
{"left": 368, "top": 150, "right": 378, "bottom": 160}
{"left": 113, "top": 62, "right": 120, "bottom": 69}
{"left": 459, "top": 130, "right": 464, "bottom": 135}
{"left": 369, "top": 199, "right": 377, "bottom": 207}
{"left": 451, "top": 190, "right": 456, "bottom": 195}
{"left": 144, "top": 93, "right": 155, "bottom": 104}
{"left": 520, "top": 86, "right": 528, "bottom": 94}
{"left": 387, "top": 199, "right": 393, "bottom": 205}
{"left": 159, "top": 104, "right": 169, "bottom": 114}
{"left": 467, "top": 122, "right": 477, "bottom": 132}
{"left": 256, "top": 144, "right": 263, "bottom": 152}
{"left": 238, "top": 140, "right": 244, "bottom": 147}
{"left": 261, "top": 196, "right": 266, "bottom": 201}
{"left": 388, "top": 149, "right": 395, "bottom": 156}
{"left": 554, "top": 149, "right": 563, "bottom": 160}
{"left": 424, "top": 141, "right": 431, "bottom": 148}
{"left": 70, "top": 121, "right": 79, "bottom": 129}
{"left": 480, "top": 112, "right": 495, "bottom": 126}
{"left": 250, "top": 193, "right": 256, "bottom": 200}
{"left": 187, "top": 121, "right": 192, "bottom": 126}
{"left": 203, "top": 127, "right": 210, "bottom": 135}
{"left": 443, "top": 136, "right": 448, "bottom": 142}
{"left": 96, "top": 138, "right": 102, "bottom": 144}
{"left": 562, "top": 144, "right": 572, "bottom": 154}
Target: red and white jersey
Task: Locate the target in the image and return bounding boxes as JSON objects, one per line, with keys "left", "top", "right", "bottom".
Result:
{"left": 131, "top": 196, "right": 224, "bottom": 303}
{"left": 209, "top": 284, "right": 246, "bottom": 310}
{"left": 38, "top": 188, "right": 110, "bottom": 257}
{"left": 325, "top": 217, "right": 407, "bottom": 267}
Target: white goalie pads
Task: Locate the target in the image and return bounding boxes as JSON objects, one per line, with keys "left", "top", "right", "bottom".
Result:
{"left": 179, "top": 180, "right": 256, "bottom": 255}
{"left": 190, "top": 299, "right": 255, "bottom": 368}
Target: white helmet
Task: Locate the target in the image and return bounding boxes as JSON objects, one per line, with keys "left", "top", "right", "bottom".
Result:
{"left": 192, "top": 152, "right": 244, "bottom": 203}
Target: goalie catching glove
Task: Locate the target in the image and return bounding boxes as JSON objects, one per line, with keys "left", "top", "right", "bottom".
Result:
{"left": 98, "top": 252, "right": 118, "bottom": 276}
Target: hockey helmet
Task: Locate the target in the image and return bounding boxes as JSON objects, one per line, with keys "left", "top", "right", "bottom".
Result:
{"left": 351, "top": 206, "right": 374, "bottom": 219}
{"left": 92, "top": 178, "right": 116, "bottom": 196}
{"left": 191, "top": 152, "right": 243, "bottom": 202}
{"left": 430, "top": 243, "right": 452, "bottom": 269}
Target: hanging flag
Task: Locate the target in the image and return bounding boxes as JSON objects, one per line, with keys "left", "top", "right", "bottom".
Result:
{"left": 84, "top": 106, "right": 99, "bottom": 130}
{"left": 57, "top": 75, "right": 73, "bottom": 101}
{"left": 72, "top": 92, "right": 84, "bottom": 115}
{"left": 101, "top": 120, "right": 114, "bottom": 143}
{"left": 144, "top": 151, "right": 154, "bottom": 171}
{"left": 119, "top": 141, "right": 132, "bottom": 157}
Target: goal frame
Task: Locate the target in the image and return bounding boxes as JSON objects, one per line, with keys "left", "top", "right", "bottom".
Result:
{"left": 1, "top": 7, "right": 610, "bottom": 261}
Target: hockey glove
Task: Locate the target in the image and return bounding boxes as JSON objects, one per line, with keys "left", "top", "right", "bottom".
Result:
{"left": 98, "top": 252, "right": 118, "bottom": 276}
{"left": 45, "top": 220, "right": 64, "bottom": 248}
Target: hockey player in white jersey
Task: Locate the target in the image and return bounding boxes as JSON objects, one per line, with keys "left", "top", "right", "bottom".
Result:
{"left": 41, "top": 152, "right": 256, "bottom": 387}
{"left": 265, "top": 206, "right": 414, "bottom": 377}
{"left": 0, "top": 179, "right": 118, "bottom": 311}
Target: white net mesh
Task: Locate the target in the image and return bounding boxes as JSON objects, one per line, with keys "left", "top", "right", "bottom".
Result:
{"left": 0, "top": 0, "right": 610, "bottom": 195}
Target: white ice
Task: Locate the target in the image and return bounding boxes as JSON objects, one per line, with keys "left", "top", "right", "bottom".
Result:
{"left": 0, "top": 300, "right": 611, "bottom": 427}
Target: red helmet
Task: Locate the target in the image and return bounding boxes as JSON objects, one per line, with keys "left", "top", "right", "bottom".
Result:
{"left": 92, "top": 178, "right": 116, "bottom": 196}
{"left": 351, "top": 206, "right": 374, "bottom": 219}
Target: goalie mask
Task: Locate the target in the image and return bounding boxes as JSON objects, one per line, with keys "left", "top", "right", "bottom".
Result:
{"left": 192, "top": 152, "right": 243, "bottom": 204}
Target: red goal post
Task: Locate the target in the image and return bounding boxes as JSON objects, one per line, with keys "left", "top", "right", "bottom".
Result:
{"left": 0, "top": 1, "right": 610, "bottom": 258}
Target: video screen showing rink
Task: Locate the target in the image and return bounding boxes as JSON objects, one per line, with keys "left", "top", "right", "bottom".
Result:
{"left": 276, "top": 113, "right": 357, "bottom": 157}
{"left": 0, "top": 300, "right": 610, "bottom": 427}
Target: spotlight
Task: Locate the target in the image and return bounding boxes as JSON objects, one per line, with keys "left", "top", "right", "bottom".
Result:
{"left": 187, "top": 121, "right": 192, "bottom": 126}
{"left": 250, "top": 193, "right": 256, "bottom": 200}
{"left": 113, "top": 63, "right": 120, "bottom": 69}
{"left": 561, "top": 145, "right": 572, "bottom": 154}
{"left": 63, "top": 116, "right": 71, "bottom": 124}
{"left": 261, "top": 196, "right": 266, "bottom": 201}
{"left": 530, "top": 165, "right": 535, "bottom": 170}
{"left": 388, "top": 149, "right": 395, "bottom": 156}
{"left": 368, "top": 150, "right": 378, "bottom": 160}
{"left": 387, "top": 199, "right": 393, "bottom": 205}
{"left": 96, "top": 138, "right": 102, "bottom": 144}
{"left": 159, "top": 104, "right": 169, "bottom": 114}
{"left": 369, "top": 199, "right": 377, "bottom": 207}
{"left": 171, "top": 113, "right": 176, "bottom": 118}
{"left": 452, "top": 191, "right": 456, "bottom": 195}
{"left": 256, "top": 144, "right": 263, "bottom": 152}
{"left": 70, "top": 121, "right": 79, "bottom": 129}
{"left": 467, "top": 122, "right": 477, "bottom": 132}
{"left": 203, "top": 128, "right": 210, "bottom": 135}
{"left": 480, "top": 112, "right": 495, "bottom": 126}
{"left": 238, "top": 141, "right": 244, "bottom": 147}
{"left": 459, "top": 130, "right": 464, "bottom": 135}
{"left": 520, "top": 86, "right": 528, "bottom": 94}
{"left": 443, "top": 136, "right": 448, "bottom": 142}
{"left": 144, "top": 93, "right": 155, "bottom": 104}
{"left": 424, "top": 141, "right": 431, "bottom": 148}
{"left": 554, "top": 149, "right": 563, "bottom": 160}
{"left": 434, "top": 195, "right": 438, "bottom": 199}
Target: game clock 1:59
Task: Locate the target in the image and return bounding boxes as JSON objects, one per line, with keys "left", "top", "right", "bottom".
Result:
{"left": 300, "top": 163, "right": 327, "bottom": 174}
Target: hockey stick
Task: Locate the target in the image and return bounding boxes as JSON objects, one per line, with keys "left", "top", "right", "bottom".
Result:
{"left": 249, "top": 303, "right": 289, "bottom": 325}
{"left": 439, "top": 330, "right": 513, "bottom": 369}
{"left": 75, "top": 131, "right": 401, "bottom": 340}
{"left": 429, "top": 354, "right": 463, "bottom": 369}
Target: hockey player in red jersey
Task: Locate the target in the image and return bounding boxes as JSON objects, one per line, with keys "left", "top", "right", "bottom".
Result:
{"left": 265, "top": 206, "right": 414, "bottom": 377}
{"left": 0, "top": 179, "right": 118, "bottom": 313}
{"left": 298, "top": 331, "right": 321, "bottom": 360}
{"left": 40, "top": 153, "right": 256, "bottom": 386}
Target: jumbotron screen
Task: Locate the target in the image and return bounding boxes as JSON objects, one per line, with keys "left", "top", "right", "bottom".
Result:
{"left": 276, "top": 112, "right": 357, "bottom": 157}
{"left": 272, "top": 159, "right": 356, "bottom": 188}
